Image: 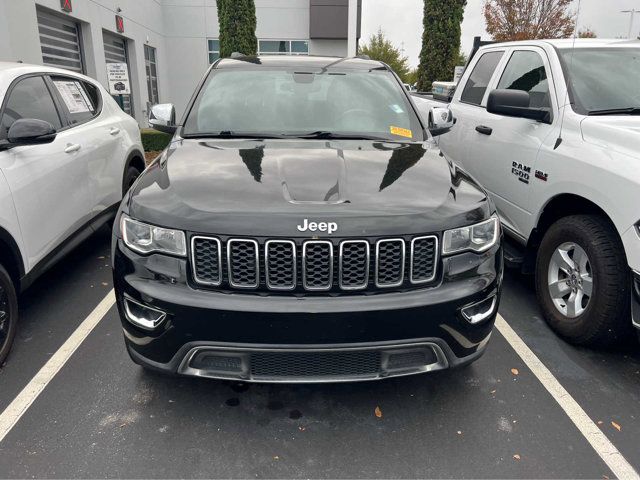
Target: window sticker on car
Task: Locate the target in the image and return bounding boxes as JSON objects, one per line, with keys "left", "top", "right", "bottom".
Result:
{"left": 53, "top": 80, "right": 91, "bottom": 114}
{"left": 390, "top": 126, "right": 412, "bottom": 138}
{"left": 75, "top": 81, "right": 95, "bottom": 112}
{"left": 389, "top": 104, "right": 404, "bottom": 114}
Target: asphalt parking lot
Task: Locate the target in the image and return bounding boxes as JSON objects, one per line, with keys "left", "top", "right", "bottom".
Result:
{"left": 0, "top": 229, "right": 639, "bottom": 479}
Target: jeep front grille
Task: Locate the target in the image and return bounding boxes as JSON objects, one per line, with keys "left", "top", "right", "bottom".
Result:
{"left": 191, "top": 235, "right": 439, "bottom": 293}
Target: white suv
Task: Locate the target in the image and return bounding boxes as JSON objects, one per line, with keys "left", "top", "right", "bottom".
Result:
{"left": 0, "top": 63, "right": 145, "bottom": 364}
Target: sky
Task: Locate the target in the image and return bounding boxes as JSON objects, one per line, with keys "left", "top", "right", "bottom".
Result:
{"left": 360, "top": 0, "right": 640, "bottom": 68}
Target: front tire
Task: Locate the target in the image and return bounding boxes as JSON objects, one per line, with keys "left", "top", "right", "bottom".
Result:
{"left": 122, "top": 165, "right": 142, "bottom": 196}
{"left": 535, "top": 215, "right": 630, "bottom": 347}
{"left": 0, "top": 264, "right": 18, "bottom": 366}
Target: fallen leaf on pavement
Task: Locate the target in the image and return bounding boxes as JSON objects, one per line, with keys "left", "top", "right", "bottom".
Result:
{"left": 611, "top": 421, "right": 621, "bottom": 432}
{"left": 513, "top": 454, "right": 521, "bottom": 461}
{"left": 375, "top": 406, "right": 382, "bottom": 418}
{"left": 511, "top": 368, "right": 519, "bottom": 375}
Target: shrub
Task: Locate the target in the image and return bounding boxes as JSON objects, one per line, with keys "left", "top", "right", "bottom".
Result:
{"left": 141, "top": 129, "right": 171, "bottom": 152}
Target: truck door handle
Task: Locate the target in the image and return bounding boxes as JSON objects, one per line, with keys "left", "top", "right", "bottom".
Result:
{"left": 64, "top": 143, "right": 81, "bottom": 153}
{"left": 109, "top": 127, "right": 120, "bottom": 135}
{"left": 475, "top": 125, "right": 493, "bottom": 136}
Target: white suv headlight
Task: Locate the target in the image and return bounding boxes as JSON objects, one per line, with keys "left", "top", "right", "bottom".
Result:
{"left": 121, "top": 215, "right": 186, "bottom": 256}
{"left": 442, "top": 215, "right": 500, "bottom": 255}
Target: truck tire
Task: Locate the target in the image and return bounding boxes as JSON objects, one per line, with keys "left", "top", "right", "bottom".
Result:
{"left": 535, "top": 215, "right": 631, "bottom": 347}
{"left": 0, "top": 264, "right": 18, "bottom": 366}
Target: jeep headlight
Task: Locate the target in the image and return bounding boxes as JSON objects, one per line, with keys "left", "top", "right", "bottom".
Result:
{"left": 442, "top": 215, "right": 499, "bottom": 255}
{"left": 121, "top": 215, "right": 186, "bottom": 256}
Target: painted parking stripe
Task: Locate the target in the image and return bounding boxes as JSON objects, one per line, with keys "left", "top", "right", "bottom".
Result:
{"left": 495, "top": 314, "right": 639, "bottom": 480}
{"left": 0, "top": 290, "right": 115, "bottom": 444}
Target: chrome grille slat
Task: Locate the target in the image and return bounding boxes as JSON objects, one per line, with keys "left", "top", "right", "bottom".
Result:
{"left": 339, "top": 240, "right": 370, "bottom": 290}
{"left": 375, "top": 239, "right": 406, "bottom": 288}
{"left": 191, "top": 235, "right": 438, "bottom": 292}
{"left": 265, "top": 240, "right": 297, "bottom": 290}
{"left": 227, "top": 239, "right": 259, "bottom": 288}
{"left": 302, "top": 240, "right": 333, "bottom": 291}
{"left": 410, "top": 235, "right": 438, "bottom": 284}
{"left": 191, "top": 236, "right": 222, "bottom": 286}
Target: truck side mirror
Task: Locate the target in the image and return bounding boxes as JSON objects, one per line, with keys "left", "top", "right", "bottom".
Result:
{"left": 428, "top": 107, "right": 455, "bottom": 137}
{"left": 487, "top": 89, "right": 551, "bottom": 124}
{"left": 149, "top": 103, "right": 177, "bottom": 134}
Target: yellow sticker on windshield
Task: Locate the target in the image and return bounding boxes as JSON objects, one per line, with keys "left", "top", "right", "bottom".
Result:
{"left": 390, "top": 126, "right": 413, "bottom": 138}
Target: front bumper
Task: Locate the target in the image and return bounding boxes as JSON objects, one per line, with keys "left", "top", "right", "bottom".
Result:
{"left": 113, "top": 239, "right": 503, "bottom": 382}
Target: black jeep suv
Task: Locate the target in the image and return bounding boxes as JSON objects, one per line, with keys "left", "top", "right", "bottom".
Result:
{"left": 112, "top": 55, "right": 503, "bottom": 383}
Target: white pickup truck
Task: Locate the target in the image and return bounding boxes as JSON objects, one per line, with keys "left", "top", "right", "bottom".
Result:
{"left": 415, "top": 39, "right": 640, "bottom": 346}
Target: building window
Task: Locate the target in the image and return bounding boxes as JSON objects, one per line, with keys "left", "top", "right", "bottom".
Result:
{"left": 144, "top": 45, "right": 159, "bottom": 105}
{"left": 37, "top": 9, "right": 85, "bottom": 73}
{"left": 258, "top": 40, "right": 309, "bottom": 56}
{"left": 208, "top": 39, "right": 220, "bottom": 64}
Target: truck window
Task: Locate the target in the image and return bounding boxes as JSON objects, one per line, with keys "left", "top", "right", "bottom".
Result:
{"left": 460, "top": 51, "right": 504, "bottom": 106}
{"left": 497, "top": 51, "right": 551, "bottom": 109}
{"left": 558, "top": 47, "right": 640, "bottom": 114}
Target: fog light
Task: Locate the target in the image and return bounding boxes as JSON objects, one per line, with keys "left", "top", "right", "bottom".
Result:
{"left": 123, "top": 297, "right": 166, "bottom": 330}
{"left": 461, "top": 295, "right": 497, "bottom": 324}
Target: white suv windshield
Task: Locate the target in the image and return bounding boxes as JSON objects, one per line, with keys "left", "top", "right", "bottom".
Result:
{"left": 559, "top": 47, "right": 640, "bottom": 115}
{"left": 182, "top": 68, "right": 423, "bottom": 141}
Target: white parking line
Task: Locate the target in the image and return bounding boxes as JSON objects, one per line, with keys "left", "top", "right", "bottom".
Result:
{"left": 495, "top": 314, "right": 639, "bottom": 480}
{"left": 0, "top": 290, "right": 115, "bottom": 445}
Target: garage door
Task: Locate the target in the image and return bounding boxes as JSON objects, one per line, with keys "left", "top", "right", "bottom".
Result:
{"left": 37, "top": 9, "right": 84, "bottom": 73}
{"left": 103, "top": 31, "right": 133, "bottom": 116}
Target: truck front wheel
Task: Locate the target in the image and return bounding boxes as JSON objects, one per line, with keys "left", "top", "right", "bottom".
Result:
{"left": 535, "top": 215, "right": 631, "bottom": 347}
{"left": 0, "top": 264, "right": 18, "bottom": 366}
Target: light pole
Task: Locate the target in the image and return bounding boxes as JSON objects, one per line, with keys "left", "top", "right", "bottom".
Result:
{"left": 621, "top": 9, "right": 638, "bottom": 39}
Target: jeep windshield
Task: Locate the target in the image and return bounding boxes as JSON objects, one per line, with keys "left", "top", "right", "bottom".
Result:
{"left": 182, "top": 68, "right": 424, "bottom": 142}
{"left": 559, "top": 47, "right": 640, "bottom": 115}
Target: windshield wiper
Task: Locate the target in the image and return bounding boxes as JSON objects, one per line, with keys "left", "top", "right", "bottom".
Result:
{"left": 587, "top": 107, "right": 640, "bottom": 116}
{"left": 284, "top": 131, "right": 392, "bottom": 141}
{"left": 182, "top": 131, "right": 288, "bottom": 139}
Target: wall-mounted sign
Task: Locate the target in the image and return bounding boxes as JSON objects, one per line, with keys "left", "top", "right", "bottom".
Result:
{"left": 116, "top": 15, "right": 124, "bottom": 33}
{"left": 106, "top": 62, "right": 131, "bottom": 95}
{"left": 60, "top": 0, "right": 72, "bottom": 12}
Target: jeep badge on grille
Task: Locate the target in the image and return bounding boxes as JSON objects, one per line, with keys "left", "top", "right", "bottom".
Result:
{"left": 297, "top": 219, "right": 338, "bottom": 234}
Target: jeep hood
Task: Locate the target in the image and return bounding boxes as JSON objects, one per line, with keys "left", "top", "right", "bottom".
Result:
{"left": 581, "top": 116, "right": 640, "bottom": 159}
{"left": 127, "top": 138, "right": 490, "bottom": 237}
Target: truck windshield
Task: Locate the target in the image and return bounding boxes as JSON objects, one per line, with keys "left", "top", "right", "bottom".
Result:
{"left": 182, "top": 69, "right": 423, "bottom": 142}
{"left": 559, "top": 47, "right": 640, "bottom": 115}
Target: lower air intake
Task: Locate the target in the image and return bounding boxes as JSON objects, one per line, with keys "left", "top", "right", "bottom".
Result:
{"left": 250, "top": 351, "right": 381, "bottom": 379}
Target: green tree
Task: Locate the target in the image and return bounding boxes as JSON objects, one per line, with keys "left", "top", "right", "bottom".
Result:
{"left": 217, "top": 0, "right": 257, "bottom": 58}
{"left": 455, "top": 49, "right": 468, "bottom": 66}
{"left": 416, "top": 0, "right": 466, "bottom": 91}
{"left": 405, "top": 69, "right": 418, "bottom": 86}
{"left": 358, "top": 28, "right": 411, "bottom": 82}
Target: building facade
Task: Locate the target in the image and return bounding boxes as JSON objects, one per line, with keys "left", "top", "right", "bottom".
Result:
{"left": 0, "top": 0, "right": 361, "bottom": 124}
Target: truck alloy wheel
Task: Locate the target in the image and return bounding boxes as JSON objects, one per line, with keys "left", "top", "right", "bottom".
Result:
{"left": 547, "top": 242, "right": 593, "bottom": 318}
{"left": 535, "top": 215, "right": 631, "bottom": 347}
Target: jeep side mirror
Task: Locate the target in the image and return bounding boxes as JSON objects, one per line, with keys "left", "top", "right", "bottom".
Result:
{"left": 428, "top": 107, "right": 455, "bottom": 137}
{"left": 487, "top": 89, "right": 551, "bottom": 124}
{"left": 149, "top": 103, "right": 177, "bottom": 134}
{"left": 4, "top": 119, "right": 57, "bottom": 148}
